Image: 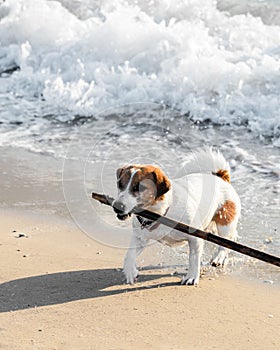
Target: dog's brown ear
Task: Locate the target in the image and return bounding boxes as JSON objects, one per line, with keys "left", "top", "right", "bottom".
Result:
{"left": 116, "top": 166, "right": 132, "bottom": 190}
{"left": 152, "top": 167, "right": 171, "bottom": 198}
{"left": 116, "top": 166, "right": 126, "bottom": 190}
{"left": 116, "top": 167, "right": 125, "bottom": 180}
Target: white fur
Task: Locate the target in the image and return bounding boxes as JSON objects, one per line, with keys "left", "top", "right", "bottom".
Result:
{"left": 121, "top": 148, "right": 241, "bottom": 285}
{"left": 175, "top": 146, "right": 230, "bottom": 178}
{"left": 114, "top": 168, "right": 139, "bottom": 213}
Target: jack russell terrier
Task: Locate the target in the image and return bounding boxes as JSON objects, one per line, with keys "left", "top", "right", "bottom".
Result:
{"left": 113, "top": 147, "right": 241, "bottom": 285}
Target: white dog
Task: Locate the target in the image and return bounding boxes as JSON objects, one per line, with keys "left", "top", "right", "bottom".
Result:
{"left": 113, "top": 147, "right": 241, "bottom": 285}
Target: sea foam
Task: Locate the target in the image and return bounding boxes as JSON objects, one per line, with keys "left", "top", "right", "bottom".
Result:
{"left": 0, "top": 0, "right": 279, "bottom": 142}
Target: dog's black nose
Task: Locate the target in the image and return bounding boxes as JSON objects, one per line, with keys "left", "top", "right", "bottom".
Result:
{"left": 113, "top": 200, "right": 126, "bottom": 214}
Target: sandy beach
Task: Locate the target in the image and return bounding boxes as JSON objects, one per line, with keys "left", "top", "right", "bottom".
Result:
{"left": 0, "top": 208, "right": 279, "bottom": 350}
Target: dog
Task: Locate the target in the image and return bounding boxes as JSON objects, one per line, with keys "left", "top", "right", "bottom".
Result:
{"left": 113, "top": 147, "right": 241, "bottom": 285}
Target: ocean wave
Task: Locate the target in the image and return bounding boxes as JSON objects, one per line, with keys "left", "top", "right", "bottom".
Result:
{"left": 0, "top": 0, "right": 279, "bottom": 143}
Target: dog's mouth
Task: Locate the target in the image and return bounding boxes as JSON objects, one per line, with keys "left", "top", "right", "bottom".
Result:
{"left": 116, "top": 213, "right": 131, "bottom": 221}
{"left": 113, "top": 199, "right": 146, "bottom": 221}
{"left": 116, "top": 204, "right": 146, "bottom": 220}
{"left": 113, "top": 200, "right": 138, "bottom": 221}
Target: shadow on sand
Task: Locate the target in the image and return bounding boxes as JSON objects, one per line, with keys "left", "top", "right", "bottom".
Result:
{"left": 0, "top": 268, "right": 180, "bottom": 313}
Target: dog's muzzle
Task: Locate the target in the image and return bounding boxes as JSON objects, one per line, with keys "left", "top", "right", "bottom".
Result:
{"left": 113, "top": 200, "right": 131, "bottom": 220}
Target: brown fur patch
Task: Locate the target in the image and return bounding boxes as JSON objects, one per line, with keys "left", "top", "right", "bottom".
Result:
{"left": 129, "top": 166, "right": 155, "bottom": 194}
{"left": 130, "top": 166, "right": 170, "bottom": 196}
{"left": 151, "top": 166, "right": 171, "bottom": 199}
{"left": 213, "top": 200, "right": 236, "bottom": 226}
{"left": 117, "top": 164, "right": 171, "bottom": 205}
{"left": 215, "top": 169, "right": 230, "bottom": 183}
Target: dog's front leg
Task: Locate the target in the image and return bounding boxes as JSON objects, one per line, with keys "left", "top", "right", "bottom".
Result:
{"left": 181, "top": 238, "right": 204, "bottom": 286}
{"left": 123, "top": 234, "right": 146, "bottom": 284}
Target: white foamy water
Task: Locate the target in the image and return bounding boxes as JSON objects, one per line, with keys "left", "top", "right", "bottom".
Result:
{"left": 0, "top": 0, "right": 279, "bottom": 282}
{"left": 0, "top": 0, "right": 280, "bottom": 145}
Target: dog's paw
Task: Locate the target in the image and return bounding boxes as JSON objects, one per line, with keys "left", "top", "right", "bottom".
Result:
{"left": 211, "top": 250, "right": 228, "bottom": 267}
{"left": 123, "top": 265, "right": 139, "bottom": 285}
{"left": 181, "top": 274, "right": 199, "bottom": 286}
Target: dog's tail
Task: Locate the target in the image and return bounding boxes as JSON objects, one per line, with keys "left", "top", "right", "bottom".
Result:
{"left": 182, "top": 147, "right": 231, "bottom": 183}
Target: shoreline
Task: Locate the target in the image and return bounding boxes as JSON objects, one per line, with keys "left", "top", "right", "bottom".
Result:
{"left": 0, "top": 208, "right": 279, "bottom": 349}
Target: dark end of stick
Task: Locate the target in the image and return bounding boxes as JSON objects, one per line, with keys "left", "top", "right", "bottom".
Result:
{"left": 91, "top": 192, "right": 114, "bottom": 206}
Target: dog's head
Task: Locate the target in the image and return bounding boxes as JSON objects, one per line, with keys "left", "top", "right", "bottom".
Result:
{"left": 113, "top": 165, "right": 171, "bottom": 220}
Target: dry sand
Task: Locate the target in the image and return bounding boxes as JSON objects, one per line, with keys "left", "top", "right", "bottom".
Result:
{"left": 0, "top": 209, "right": 279, "bottom": 350}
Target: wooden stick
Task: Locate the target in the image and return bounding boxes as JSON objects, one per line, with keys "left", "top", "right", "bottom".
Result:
{"left": 92, "top": 192, "right": 280, "bottom": 268}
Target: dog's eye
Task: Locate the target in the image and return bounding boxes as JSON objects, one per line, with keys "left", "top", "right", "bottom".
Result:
{"left": 118, "top": 180, "right": 124, "bottom": 190}
{"left": 140, "top": 184, "right": 147, "bottom": 191}
{"left": 132, "top": 183, "right": 139, "bottom": 192}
